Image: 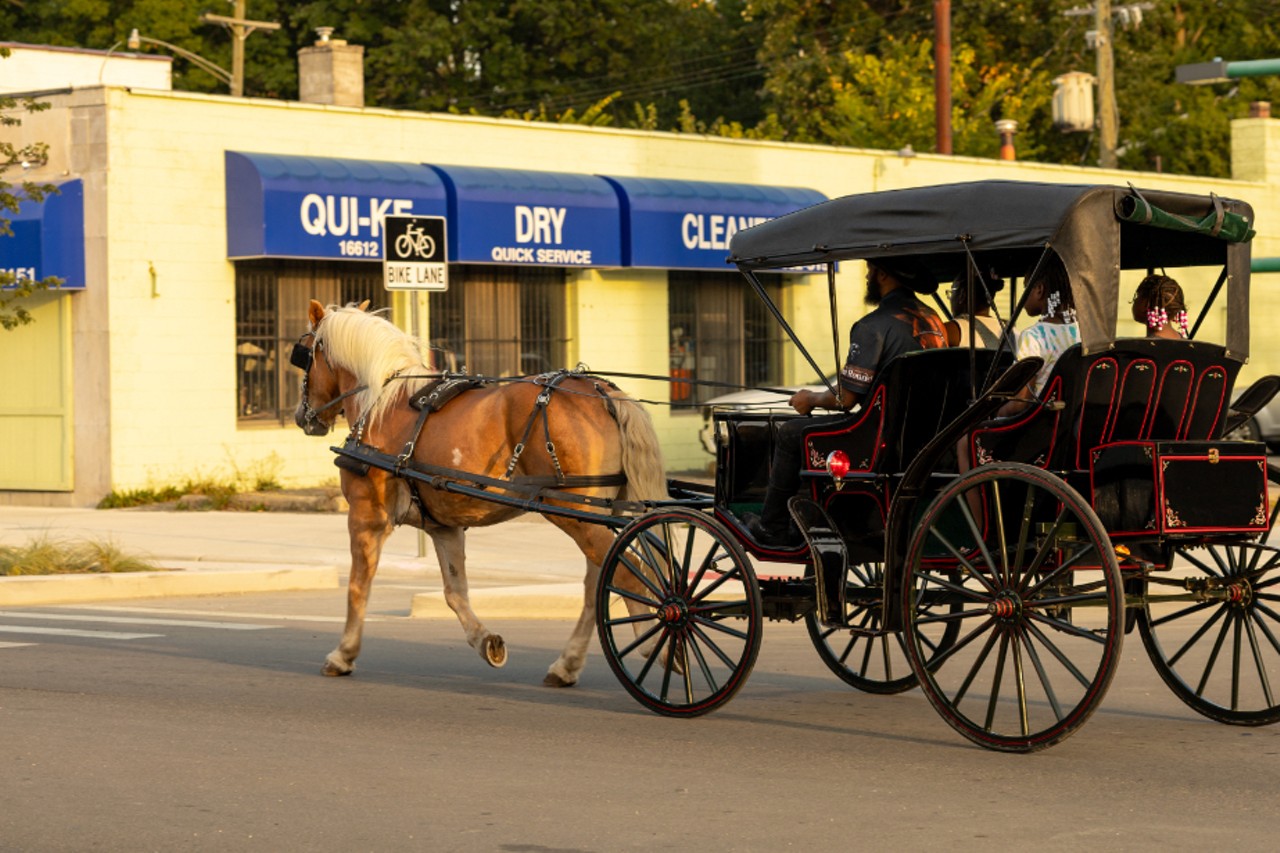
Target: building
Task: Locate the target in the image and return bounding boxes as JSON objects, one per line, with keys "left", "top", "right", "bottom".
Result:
{"left": 2, "top": 39, "right": 1279, "bottom": 506}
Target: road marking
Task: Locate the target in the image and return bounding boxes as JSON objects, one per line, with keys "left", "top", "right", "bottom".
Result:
{"left": 0, "top": 626, "right": 162, "bottom": 640}
{"left": 58, "top": 604, "right": 389, "bottom": 623}
{"left": 0, "top": 611, "right": 276, "bottom": 631}
{"left": 0, "top": 641, "right": 35, "bottom": 649}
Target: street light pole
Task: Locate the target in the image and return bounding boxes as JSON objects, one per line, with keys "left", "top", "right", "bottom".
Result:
{"left": 200, "top": 0, "right": 281, "bottom": 97}
{"left": 126, "top": 29, "right": 233, "bottom": 88}
{"left": 1177, "top": 58, "right": 1280, "bottom": 85}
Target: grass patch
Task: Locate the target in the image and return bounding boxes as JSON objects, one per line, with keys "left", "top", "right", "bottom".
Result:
{"left": 97, "top": 453, "right": 286, "bottom": 509}
{"left": 0, "top": 535, "right": 158, "bottom": 576}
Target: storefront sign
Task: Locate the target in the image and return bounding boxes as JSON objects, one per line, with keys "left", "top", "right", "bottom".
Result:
{"left": 429, "top": 164, "right": 621, "bottom": 267}
{"left": 0, "top": 179, "right": 85, "bottom": 290}
{"left": 226, "top": 152, "right": 448, "bottom": 260}
{"left": 604, "top": 176, "right": 826, "bottom": 271}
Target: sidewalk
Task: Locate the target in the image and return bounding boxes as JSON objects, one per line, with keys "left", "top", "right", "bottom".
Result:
{"left": 0, "top": 505, "right": 593, "bottom": 614}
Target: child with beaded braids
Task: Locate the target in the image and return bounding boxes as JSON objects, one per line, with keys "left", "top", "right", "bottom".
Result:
{"left": 1132, "top": 274, "right": 1189, "bottom": 339}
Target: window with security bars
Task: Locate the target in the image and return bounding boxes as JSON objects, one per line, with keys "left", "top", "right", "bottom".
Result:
{"left": 668, "top": 272, "right": 782, "bottom": 408}
{"left": 234, "top": 260, "right": 387, "bottom": 424}
{"left": 427, "top": 265, "right": 567, "bottom": 377}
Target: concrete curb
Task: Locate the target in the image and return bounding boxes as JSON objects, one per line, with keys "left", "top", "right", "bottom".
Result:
{"left": 0, "top": 565, "right": 339, "bottom": 606}
{"left": 410, "top": 583, "right": 626, "bottom": 620}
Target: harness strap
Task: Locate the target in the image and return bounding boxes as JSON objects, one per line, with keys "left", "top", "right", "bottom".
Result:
{"left": 504, "top": 371, "right": 573, "bottom": 482}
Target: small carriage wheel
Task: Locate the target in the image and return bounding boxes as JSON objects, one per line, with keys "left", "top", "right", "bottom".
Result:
{"left": 805, "top": 560, "right": 958, "bottom": 695}
{"left": 1141, "top": 533, "right": 1280, "bottom": 726}
{"left": 596, "top": 507, "right": 763, "bottom": 717}
{"left": 901, "top": 463, "right": 1124, "bottom": 752}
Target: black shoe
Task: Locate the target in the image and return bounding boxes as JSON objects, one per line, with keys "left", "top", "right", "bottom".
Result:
{"left": 742, "top": 512, "right": 802, "bottom": 549}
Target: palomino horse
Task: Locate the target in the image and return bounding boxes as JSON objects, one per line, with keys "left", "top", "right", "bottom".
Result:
{"left": 293, "top": 300, "right": 666, "bottom": 686}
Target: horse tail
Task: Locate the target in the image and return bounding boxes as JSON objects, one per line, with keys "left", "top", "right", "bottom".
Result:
{"left": 608, "top": 391, "right": 668, "bottom": 507}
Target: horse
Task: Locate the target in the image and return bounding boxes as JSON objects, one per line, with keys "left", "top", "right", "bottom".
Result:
{"left": 292, "top": 300, "right": 667, "bottom": 687}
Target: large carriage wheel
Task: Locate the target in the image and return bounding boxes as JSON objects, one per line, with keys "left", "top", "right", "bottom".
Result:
{"left": 596, "top": 508, "right": 763, "bottom": 717}
{"left": 901, "top": 463, "right": 1124, "bottom": 752}
{"left": 1140, "top": 512, "right": 1280, "bottom": 725}
{"left": 804, "top": 560, "right": 962, "bottom": 694}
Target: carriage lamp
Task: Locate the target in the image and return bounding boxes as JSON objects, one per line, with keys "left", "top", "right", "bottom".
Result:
{"left": 826, "top": 451, "right": 851, "bottom": 489}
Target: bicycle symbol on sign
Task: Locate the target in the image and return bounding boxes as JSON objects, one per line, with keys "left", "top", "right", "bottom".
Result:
{"left": 395, "top": 223, "right": 436, "bottom": 259}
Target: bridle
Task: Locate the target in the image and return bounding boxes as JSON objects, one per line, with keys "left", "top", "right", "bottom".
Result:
{"left": 293, "top": 330, "right": 367, "bottom": 434}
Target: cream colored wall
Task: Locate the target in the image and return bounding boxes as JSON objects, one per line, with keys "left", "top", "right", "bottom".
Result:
{"left": 13, "top": 85, "right": 1278, "bottom": 492}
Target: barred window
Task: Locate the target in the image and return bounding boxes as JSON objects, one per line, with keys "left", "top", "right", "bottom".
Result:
{"left": 669, "top": 272, "right": 783, "bottom": 408}
{"left": 428, "top": 265, "right": 567, "bottom": 376}
{"left": 234, "top": 260, "right": 387, "bottom": 424}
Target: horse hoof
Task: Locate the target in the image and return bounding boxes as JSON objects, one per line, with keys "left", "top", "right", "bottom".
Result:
{"left": 484, "top": 635, "right": 508, "bottom": 668}
{"left": 543, "top": 671, "right": 577, "bottom": 688}
{"left": 322, "top": 655, "right": 353, "bottom": 677}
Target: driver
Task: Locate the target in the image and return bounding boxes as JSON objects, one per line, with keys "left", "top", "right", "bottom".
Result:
{"left": 745, "top": 257, "right": 947, "bottom": 547}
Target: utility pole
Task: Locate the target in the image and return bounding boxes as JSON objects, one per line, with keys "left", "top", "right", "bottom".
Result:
{"left": 1095, "top": 0, "right": 1119, "bottom": 168}
{"left": 934, "top": 0, "right": 953, "bottom": 154}
{"left": 201, "top": 0, "right": 281, "bottom": 97}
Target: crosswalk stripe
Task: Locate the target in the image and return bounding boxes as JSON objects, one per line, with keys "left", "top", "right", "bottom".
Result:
{"left": 0, "top": 626, "right": 162, "bottom": 640}
{"left": 0, "top": 611, "right": 276, "bottom": 631}
{"left": 59, "top": 604, "right": 381, "bottom": 624}
{"left": 0, "top": 641, "right": 35, "bottom": 649}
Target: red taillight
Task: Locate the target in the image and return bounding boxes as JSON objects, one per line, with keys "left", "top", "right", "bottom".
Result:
{"left": 826, "top": 450, "right": 851, "bottom": 480}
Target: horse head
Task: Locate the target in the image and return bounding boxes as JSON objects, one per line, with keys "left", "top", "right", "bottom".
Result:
{"left": 293, "top": 299, "right": 369, "bottom": 436}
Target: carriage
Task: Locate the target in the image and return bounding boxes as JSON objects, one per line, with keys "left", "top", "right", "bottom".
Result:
{"left": 296, "top": 180, "right": 1279, "bottom": 753}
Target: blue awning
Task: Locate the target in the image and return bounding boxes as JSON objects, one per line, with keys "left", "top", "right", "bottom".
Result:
{"left": 225, "top": 152, "right": 447, "bottom": 260}
{"left": 428, "top": 164, "right": 621, "bottom": 267}
{"left": 603, "top": 176, "right": 827, "bottom": 270}
{"left": 0, "top": 179, "right": 85, "bottom": 290}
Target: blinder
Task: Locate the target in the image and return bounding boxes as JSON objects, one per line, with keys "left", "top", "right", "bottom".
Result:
{"left": 291, "top": 335, "right": 317, "bottom": 372}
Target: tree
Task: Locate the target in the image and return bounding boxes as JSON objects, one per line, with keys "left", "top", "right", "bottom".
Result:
{"left": 1, "top": 47, "right": 59, "bottom": 330}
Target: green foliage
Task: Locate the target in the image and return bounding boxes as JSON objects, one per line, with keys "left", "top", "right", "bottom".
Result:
{"left": 0, "top": 534, "right": 158, "bottom": 575}
{"left": 1, "top": 48, "right": 61, "bottom": 330}
{"left": 2, "top": 1, "right": 1280, "bottom": 176}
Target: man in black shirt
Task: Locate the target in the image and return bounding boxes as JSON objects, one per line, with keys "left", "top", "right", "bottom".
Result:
{"left": 745, "top": 257, "right": 947, "bottom": 547}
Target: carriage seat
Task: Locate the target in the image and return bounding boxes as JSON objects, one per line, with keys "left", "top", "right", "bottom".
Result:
{"left": 970, "top": 338, "right": 1244, "bottom": 473}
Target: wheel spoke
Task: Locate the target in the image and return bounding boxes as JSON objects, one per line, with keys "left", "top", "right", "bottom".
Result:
{"left": 921, "top": 614, "right": 997, "bottom": 670}
{"left": 689, "top": 565, "right": 742, "bottom": 605}
{"left": 1019, "top": 626, "right": 1064, "bottom": 721}
{"left": 1150, "top": 599, "right": 1216, "bottom": 629}
{"left": 636, "top": 532, "right": 674, "bottom": 597}
{"left": 1252, "top": 605, "right": 1280, "bottom": 657}
{"left": 914, "top": 569, "right": 989, "bottom": 603}
{"left": 1243, "top": 614, "right": 1275, "bottom": 708}
{"left": 953, "top": 626, "right": 1001, "bottom": 705}
{"left": 915, "top": 606, "right": 993, "bottom": 626}
{"left": 676, "top": 524, "right": 696, "bottom": 595}
{"left": 956, "top": 482, "right": 1002, "bottom": 585}
{"left": 1176, "top": 548, "right": 1222, "bottom": 578}
{"left": 925, "top": 527, "right": 1000, "bottom": 596}
{"left": 1023, "top": 618, "right": 1093, "bottom": 689}
{"left": 615, "top": 620, "right": 665, "bottom": 659}
{"left": 1011, "top": 631, "right": 1030, "bottom": 737}
{"left": 605, "top": 583, "right": 661, "bottom": 611}
{"left": 636, "top": 628, "right": 671, "bottom": 684}
{"left": 688, "top": 621, "right": 738, "bottom": 671}
{"left": 984, "top": 632, "right": 1010, "bottom": 733}
{"left": 690, "top": 613, "right": 750, "bottom": 641}
{"left": 685, "top": 538, "right": 723, "bottom": 596}
{"left": 1195, "top": 611, "right": 1234, "bottom": 698}
{"left": 1166, "top": 605, "right": 1227, "bottom": 667}
{"left": 1232, "top": 614, "right": 1243, "bottom": 711}
{"left": 1027, "top": 610, "right": 1107, "bottom": 644}
{"left": 618, "top": 551, "right": 666, "bottom": 600}
{"left": 685, "top": 626, "right": 721, "bottom": 692}
{"left": 991, "top": 479, "right": 1011, "bottom": 586}
{"left": 1021, "top": 542, "right": 1099, "bottom": 599}
{"left": 1012, "top": 479, "right": 1038, "bottom": 578}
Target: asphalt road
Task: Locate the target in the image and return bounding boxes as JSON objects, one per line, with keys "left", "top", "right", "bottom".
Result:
{"left": 3, "top": 588, "right": 1278, "bottom": 852}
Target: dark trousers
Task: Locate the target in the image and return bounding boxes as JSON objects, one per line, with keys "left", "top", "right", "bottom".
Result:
{"left": 759, "top": 413, "right": 848, "bottom": 530}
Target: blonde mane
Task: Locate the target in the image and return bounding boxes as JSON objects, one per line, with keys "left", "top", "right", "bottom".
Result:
{"left": 315, "top": 304, "right": 437, "bottom": 425}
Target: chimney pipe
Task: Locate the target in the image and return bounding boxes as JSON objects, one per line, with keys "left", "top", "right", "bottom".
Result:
{"left": 995, "top": 119, "right": 1018, "bottom": 160}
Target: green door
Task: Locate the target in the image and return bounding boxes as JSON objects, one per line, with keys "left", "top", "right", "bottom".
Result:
{"left": 0, "top": 292, "right": 73, "bottom": 490}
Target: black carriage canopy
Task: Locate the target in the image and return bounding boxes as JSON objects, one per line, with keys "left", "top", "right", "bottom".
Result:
{"left": 728, "top": 181, "right": 1255, "bottom": 360}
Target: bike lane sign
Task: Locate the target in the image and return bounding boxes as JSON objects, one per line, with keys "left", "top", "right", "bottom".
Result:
{"left": 382, "top": 215, "right": 449, "bottom": 291}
